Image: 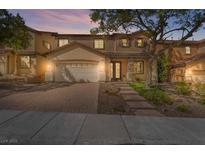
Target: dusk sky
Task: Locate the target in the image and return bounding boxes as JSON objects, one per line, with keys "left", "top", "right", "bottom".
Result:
{"left": 9, "top": 9, "right": 205, "bottom": 40}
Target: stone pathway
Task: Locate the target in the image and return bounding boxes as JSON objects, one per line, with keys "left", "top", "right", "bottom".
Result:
{"left": 113, "top": 82, "right": 162, "bottom": 116}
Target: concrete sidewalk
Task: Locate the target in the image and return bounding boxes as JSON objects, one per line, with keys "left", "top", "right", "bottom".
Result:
{"left": 0, "top": 109, "right": 204, "bottom": 145}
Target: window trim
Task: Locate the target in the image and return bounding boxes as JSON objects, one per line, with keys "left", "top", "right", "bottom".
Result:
{"left": 120, "top": 38, "right": 131, "bottom": 48}
{"left": 136, "top": 38, "right": 144, "bottom": 48}
{"left": 93, "top": 38, "right": 105, "bottom": 49}
{"left": 20, "top": 55, "right": 31, "bottom": 69}
{"left": 133, "top": 61, "right": 144, "bottom": 74}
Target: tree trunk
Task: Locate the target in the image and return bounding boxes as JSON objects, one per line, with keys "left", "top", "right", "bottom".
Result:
{"left": 146, "top": 57, "right": 158, "bottom": 87}
{"left": 146, "top": 58, "right": 153, "bottom": 87}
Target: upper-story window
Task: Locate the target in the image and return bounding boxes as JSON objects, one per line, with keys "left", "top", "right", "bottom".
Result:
{"left": 185, "top": 46, "right": 191, "bottom": 54}
{"left": 120, "top": 38, "right": 130, "bottom": 47}
{"left": 43, "top": 41, "right": 51, "bottom": 50}
{"left": 94, "top": 39, "right": 104, "bottom": 49}
{"left": 59, "top": 39, "right": 69, "bottom": 47}
{"left": 136, "top": 38, "right": 144, "bottom": 47}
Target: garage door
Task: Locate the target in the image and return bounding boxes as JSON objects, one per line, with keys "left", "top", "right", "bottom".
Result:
{"left": 54, "top": 63, "right": 99, "bottom": 82}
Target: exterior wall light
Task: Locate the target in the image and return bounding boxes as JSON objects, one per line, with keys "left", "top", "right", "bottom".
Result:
{"left": 46, "top": 62, "right": 53, "bottom": 72}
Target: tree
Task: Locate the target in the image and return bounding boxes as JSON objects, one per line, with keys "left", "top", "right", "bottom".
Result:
{"left": 0, "top": 9, "right": 32, "bottom": 74}
{"left": 90, "top": 10, "right": 205, "bottom": 85}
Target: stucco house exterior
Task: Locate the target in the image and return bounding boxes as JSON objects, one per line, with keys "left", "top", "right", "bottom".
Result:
{"left": 0, "top": 27, "right": 205, "bottom": 83}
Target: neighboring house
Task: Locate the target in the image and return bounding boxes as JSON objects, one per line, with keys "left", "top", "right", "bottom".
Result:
{"left": 0, "top": 27, "right": 204, "bottom": 83}
{"left": 165, "top": 40, "right": 205, "bottom": 83}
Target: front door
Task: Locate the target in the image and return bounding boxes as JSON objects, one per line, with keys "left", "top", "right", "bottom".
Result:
{"left": 110, "top": 62, "right": 121, "bottom": 81}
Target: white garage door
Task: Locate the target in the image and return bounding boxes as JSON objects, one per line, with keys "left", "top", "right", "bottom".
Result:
{"left": 54, "top": 63, "right": 99, "bottom": 82}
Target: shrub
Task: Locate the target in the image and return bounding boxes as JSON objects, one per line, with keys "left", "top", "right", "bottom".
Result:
{"left": 175, "top": 81, "right": 191, "bottom": 95}
{"left": 195, "top": 83, "right": 205, "bottom": 97}
{"left": 130, "top": 82, "right": 145, "bottom": 91}
{"left": 157, "top": 53, "right": 169, "bottom": 83}
{"left": 139, "top": 88, "right": 172, "bottom": 106}
{"left": 177, "top": 104, "right": 190, "bottom": 112}
{"left": 199, "top": 98, "right": 205, "bottom": 105}
{"left": 130, "top": 82, "right": 172, "bottom": 106}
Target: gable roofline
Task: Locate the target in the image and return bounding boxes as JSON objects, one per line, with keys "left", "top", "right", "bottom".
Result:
{"left": 27, "top": 26, "right": 58, "bottom": 35}
{"left": 45, "top": 42, "right": 106, "bottom": 58}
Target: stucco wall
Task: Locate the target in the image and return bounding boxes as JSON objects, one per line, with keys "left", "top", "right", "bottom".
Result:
{"left": 35, "top": 32, "right": 57, "bottom": 54}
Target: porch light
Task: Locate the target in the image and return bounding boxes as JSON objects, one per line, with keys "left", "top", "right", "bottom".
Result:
{"left": 46, "top": 62, "right": 53, "bottom": 72}
{"left": 99, "top": 62, "right": 105, "bottom": 72}
{"left": 187, "top": 69, "right": 192, "bottom": 75}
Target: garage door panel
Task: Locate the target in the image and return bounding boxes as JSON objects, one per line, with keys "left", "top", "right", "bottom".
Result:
{"left": 55, "top": 63, "right": 99, "bottom": 82}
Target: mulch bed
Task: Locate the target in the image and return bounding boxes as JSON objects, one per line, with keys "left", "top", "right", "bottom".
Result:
{"left": 97, "top": 82, "right": 135, "bottom": 115}
{"left": 158, "top": 91, "right": 205, "bottom": 118}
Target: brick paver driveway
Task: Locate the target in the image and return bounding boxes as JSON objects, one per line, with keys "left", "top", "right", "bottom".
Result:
{"left": 0, "top": 83, "right": 99, "bottom": 113}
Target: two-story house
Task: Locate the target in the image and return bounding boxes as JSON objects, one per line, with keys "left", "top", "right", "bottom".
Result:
{"left": 0, "top": 27, "right": 204, "bottom": 83}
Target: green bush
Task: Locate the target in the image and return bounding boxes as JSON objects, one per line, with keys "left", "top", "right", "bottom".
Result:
{"left": 175, "top": 81, "right": 191, "bottom": 95}
{"left": 177, "top": 104, "right": 190, "bottom": 112}
{"left": 130, "top": 82, "right": 172, "bottom": 106}
{"left": 139, "top": 88, "right": 172, "bottom": 106}
{"left": 157, "top": 53, "right": 169, "bottom": 83}
{"left": 130, "top": 82, "right": 145, "bottom": 91}
{"left": 195, "top": 83, "right": 205, "bottom": 97}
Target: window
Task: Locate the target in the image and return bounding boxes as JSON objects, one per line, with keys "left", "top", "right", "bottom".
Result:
{"left": 115, "top": 63, "right": 121, "bottom": 78}
{"left": 43, "top": 41, "right": 51, "bottom": 50}
{"left": 185, "top": 46, "right": 191, "bottom": 54}
{"left": 94, "top": 39, "right": 104, "bottom": 49}
{"left": 136, "top": 39, "right": 144, "bottom": 47}
{"left": 20, "top": 56, "right": 31, "bottom": 68}
{"left": 133, "top": 61, "right": 144, "bottom": 74}
{"left": 59, "top": 39, "right": 69, "bottom": 47}
{"left": 120, "top": 38, "right": 130, "bottom": 47}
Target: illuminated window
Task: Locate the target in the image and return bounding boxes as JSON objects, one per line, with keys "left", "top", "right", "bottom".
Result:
{"left": 133, "top": 61, "right": 144, "bottom": 74}
{"left": 59, "top": 39, "right": 69, "bottom": 47}
{"left": 43, "top": 41, "right": 51, "bottom": 50}
{"left": 20, "top": 56, "right": 30, "bottom": 68}
{"left": 121, "top": 38, "right": 130, "bottom": 47}
{"left": 94, "top": 39, "right": 104, "bottom": 49}
{"left": 185, "top": 46, "right": 191, "bottom": 54}
{"left": 136, "top": 39, "right": 144, "bottom": 47}
{"left": 115, "top": 63, "right": 121, "bottom": 78}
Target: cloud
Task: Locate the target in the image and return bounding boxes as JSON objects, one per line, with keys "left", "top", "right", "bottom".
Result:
{"left": 9, "top": 9, "right": 98, "bottom": 34}
{"left": 32, "top": 9, "right": 93, "bottom": 25}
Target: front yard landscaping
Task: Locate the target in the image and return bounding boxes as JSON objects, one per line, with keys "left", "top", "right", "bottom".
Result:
{"left": 97, "top": 82, "right": 135, "bottom": 115}
{"left": 130, "top": 81, "right": 205, "bottom": 117}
